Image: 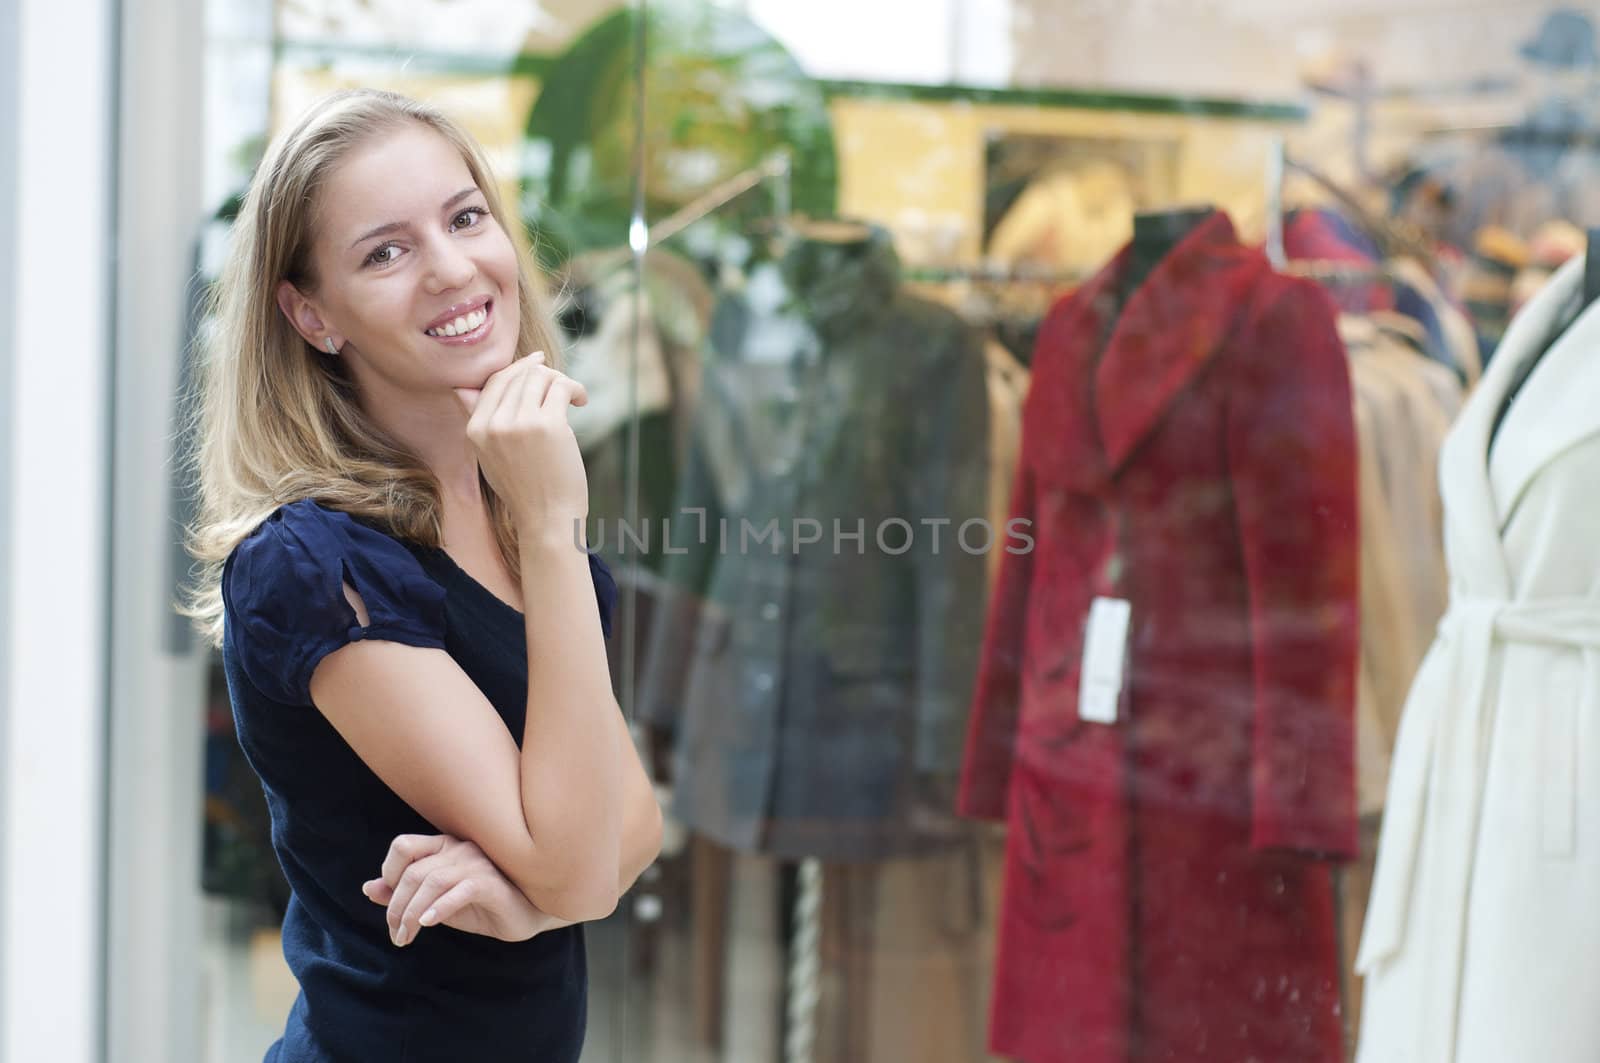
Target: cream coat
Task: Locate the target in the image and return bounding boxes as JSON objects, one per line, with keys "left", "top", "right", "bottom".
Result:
{"left": 1357, "top": 254, "right": 1600, "bottom": 1062}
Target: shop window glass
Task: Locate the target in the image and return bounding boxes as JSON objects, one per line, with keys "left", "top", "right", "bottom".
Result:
{"left": 187, "top": 3, "right": 1600, "bottom": 1060}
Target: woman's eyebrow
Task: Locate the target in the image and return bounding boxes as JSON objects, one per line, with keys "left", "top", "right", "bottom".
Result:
{"left": 440, "top": 187, "right": 479, "bottom": 212}
{"left": 349, "top": 220, "right": 406, "bottom": 250}
{"left": 347, "top": 187, "right": 481, "bottom": 250}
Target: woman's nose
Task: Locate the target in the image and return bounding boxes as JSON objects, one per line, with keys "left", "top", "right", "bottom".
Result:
{"left": 423, "top": 240, "right": 476, "bottom": 293}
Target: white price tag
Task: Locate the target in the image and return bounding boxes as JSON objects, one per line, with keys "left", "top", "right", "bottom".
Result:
{"left": 1078, "top": 597, "right": 1132, "bottom": 724}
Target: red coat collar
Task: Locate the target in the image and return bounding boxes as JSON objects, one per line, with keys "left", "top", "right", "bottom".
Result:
{"left": 1026, "top": 211, "right": 1273, "bottom": 487}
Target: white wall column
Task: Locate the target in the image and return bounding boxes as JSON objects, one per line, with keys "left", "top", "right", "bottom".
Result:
{"left": 1, "top": 0, "right": 117, "bottom": 1060}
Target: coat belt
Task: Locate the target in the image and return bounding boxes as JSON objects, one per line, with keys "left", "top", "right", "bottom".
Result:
{"left": 1356, "top": 594, "right": 1600, "bottom": 1057}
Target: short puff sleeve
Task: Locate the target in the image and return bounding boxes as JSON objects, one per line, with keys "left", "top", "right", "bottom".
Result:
{"left": 222, "top": 500, "right": 449, "bottom": 706}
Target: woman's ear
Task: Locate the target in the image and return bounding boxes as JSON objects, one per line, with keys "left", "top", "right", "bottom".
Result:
{"left": 276, "top": 280, "right": 333, "bottom": 349}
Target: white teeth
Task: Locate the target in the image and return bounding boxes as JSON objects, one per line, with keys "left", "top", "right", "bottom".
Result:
{"left": 428, "top": 307, "right": 488, "bottom": 337}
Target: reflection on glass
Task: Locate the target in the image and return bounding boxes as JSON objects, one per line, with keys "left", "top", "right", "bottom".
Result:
{"left": 174, "top": 2, "right": 1600, "bottom": 1061}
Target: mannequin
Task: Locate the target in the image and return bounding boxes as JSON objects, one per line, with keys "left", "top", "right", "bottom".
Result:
{"left": 1119, "top": 205, "right": 1218, "bottom": 306}
{"left": 1491, "top": 227, "right": 1600, "bottom": 450}
{"left": 780, "top": 218, "right": 880, "bottom": 332}
{"left": 1094, "top": 206, "right": 1218, "bottom": 355}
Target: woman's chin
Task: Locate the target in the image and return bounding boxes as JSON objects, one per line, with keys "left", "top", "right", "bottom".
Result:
{"left": 465, "top": 342, "right": 516, "bottom": 379}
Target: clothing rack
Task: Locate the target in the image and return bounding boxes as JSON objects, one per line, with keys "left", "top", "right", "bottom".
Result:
{"left": 956, "top": 304, "right": 1056, "bottom": 329}
{"left": 1286, "top": 259, "right": 1403, "bottom": 284}
{"left": 647, "top": 151, "right": 792, "bottom": 248}
{"left": 903, "top": 262, "right": 1090, "bottom": 285}
{"left": 1283, "top": 153, "right": 1437, "bottom": 264}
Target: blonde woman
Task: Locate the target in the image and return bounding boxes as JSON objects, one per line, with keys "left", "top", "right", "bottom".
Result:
{"left": 179, "top": 89, "right": 662, "bottom": 1061}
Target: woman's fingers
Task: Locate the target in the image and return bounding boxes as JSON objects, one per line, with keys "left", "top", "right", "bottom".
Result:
{"left": 365, "top": 834, "right": 555, "bottom": 945}
{"left": 415, "top": 878, "right": 480, "bottom": 929}
{"left": 465, "top": 366, "right": 512, "bottom": 428}
{"left": 519, "top": 363, "right": 552, "bottom": 413}
{"left": 542, "top": 375, "right": 589, "bottom": 410}
{"left": 512, "top": 362, "right": 586, "bottom": 420}
{"left": 508, "top": 349, "right": 546, "bottom": 413}
{"left": 456, "top": 348, "right": 591, "bottom": 531}
{"left": 379, "top": 834, "right": 445, "bottom": 886}
{"left": 497, "top": 357, "right": 533, "bottom": 429}
{"left": 369, "top": 834, "right": 504, "bottom": 947}
{"left": 376, "top": 835, "right": 445, "bottom": 946}
{"left": 460, "top": 349, "right": 542, "bottom": 424}
{"left": 389, "top": 860, "right": 464, "bottom": 947}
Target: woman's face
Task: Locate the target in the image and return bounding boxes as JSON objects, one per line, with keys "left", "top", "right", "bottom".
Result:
{"left": 279, "top": 122, "right": 522, "bottom": 399}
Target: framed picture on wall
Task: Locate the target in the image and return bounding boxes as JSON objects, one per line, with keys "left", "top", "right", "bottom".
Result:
{"left": 983, "top": 132, "right": 1182, "bottom": 274}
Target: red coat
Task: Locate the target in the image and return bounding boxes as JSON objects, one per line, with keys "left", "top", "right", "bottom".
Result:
{"left": 959, "top": 212, "right": 1358, "bottom": 1063}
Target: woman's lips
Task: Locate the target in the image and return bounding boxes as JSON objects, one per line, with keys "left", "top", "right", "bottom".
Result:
{"left": 426, "top": 300, "right": 495, "bottom": 347}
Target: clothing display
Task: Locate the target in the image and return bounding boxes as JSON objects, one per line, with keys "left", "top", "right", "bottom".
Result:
{"left": 1435, "top": 129, "right": 1600, "bottom": 259}
{"left": 637, "top": 221, "right": 992, "bottom": 861}
{"left": 220, "top": 499, "right": 617, "bottom": 1063}
{"left": 1284, "top": 207, "right": 1395, "bottom": 316}
{"left": 557, "top": 247, "right": 717, "bottom": 701}
{"left": 1335, "top": 312, "right": 1464, "bottom": 1040}
{"left": 1388, "top": 257, "right": 1483, "bottom": 387}
{"left": 560, "top": 246, "right": 713, "bottom": 460}
{"left": 1349, "top": 388, "right": 1411, "bottom": 819}
{"left": 1509, "top": 220, "right": 1588, "bottom": 325}
{"left": 1357, "top": 253, "right": 1600, "bottom": 1063}
{"left": 1435, "top": 111, "right": 1600, "bottom": 367}
{"left": 1459, "top": 225, "right": 1528, "bottom": 364}
{"left": 559, "top": 246, "right": 714, "bottom": 570}
{"left": 1285, "top": 209, "right": 1480, "bottom": 387}
{"left": 958, "top": 210, "right": 1359, "bottom": 1063}
{"left": 1343, "top": 313, "right": 1464, "bottom": 816}
{"left": 809, "top": 846, "right": 995, "bottom": 1063}
{"left": 653, "top": 834, "right": 1005, "bottom": 1063}
{"left": 983, "top": 339, "right": 1030, "bottom": 588}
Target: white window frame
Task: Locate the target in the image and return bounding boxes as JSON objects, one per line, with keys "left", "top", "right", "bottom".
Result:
{"left": 104, "top": 0, "right": 212, "bottom": 1060}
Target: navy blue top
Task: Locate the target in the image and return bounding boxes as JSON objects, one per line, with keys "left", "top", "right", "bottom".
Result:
{"left": 220, "top": 499, "right": 616, "bottom": 1063}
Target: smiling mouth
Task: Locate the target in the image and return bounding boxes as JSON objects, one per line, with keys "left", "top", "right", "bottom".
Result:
{"left": 424, "top": 300, "right": 494, "bottom": 342}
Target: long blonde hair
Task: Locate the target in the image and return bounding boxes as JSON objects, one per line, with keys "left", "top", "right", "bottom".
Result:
{"left": 177, "top": 88, "right": 565, "bottom": 649}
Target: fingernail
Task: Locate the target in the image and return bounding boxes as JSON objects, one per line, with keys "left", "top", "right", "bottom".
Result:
{"left": 361, "top": 881, "right": 374, "bottom": 898}
{"left": 421, "top": 908, "right": 437, "bottom": 927}
{"left": 395, "top": 926, "right": 408, "bottom": 947}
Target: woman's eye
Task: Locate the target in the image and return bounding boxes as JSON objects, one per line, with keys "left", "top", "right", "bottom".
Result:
{"left": 365, "top": 243, "right": 401, "bottom": 267}
{"left": 451, "top": 207, "right": 488, "bottom": 232}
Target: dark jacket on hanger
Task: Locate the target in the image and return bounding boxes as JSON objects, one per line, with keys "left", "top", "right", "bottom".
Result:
{"left": 959, "top": 211, "right": 1358, "bottom": 1063}
{"left": 638, "top": 226, "right": 991, "bottom": 861}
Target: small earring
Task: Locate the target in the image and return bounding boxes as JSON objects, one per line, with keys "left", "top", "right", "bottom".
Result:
{"left": 324, "top": 337, "right": 339, "bottom": 356}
